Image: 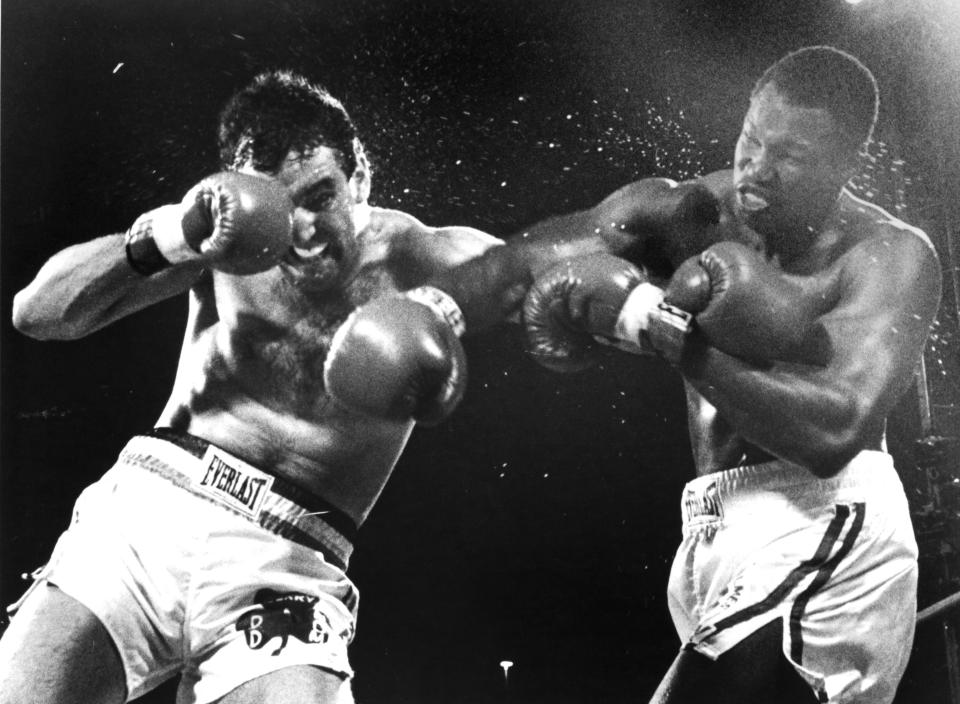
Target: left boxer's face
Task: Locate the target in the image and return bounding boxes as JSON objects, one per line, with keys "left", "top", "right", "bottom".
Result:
{"left": 269, "top": 146, "right": 370, "bottom": 293}
{"left": 733, "top": 83, "right": 854, "bottom": 261}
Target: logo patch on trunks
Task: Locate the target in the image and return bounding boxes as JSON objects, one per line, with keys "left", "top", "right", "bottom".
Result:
{"left": 683, "top": 480, "right": 723, "bottom": 527}
{"left": 236, "top": 589, "right": 347, "bottom": 656}
{"left": 196, "top": 445, "right": 273, "bottom": 518}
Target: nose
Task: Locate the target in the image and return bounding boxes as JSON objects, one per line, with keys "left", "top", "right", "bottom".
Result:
{"left": 741, "top": 147, "right": 776, "bottom": 185}
{"left": 292, "top": 208, "right": 319, "bottom": 247}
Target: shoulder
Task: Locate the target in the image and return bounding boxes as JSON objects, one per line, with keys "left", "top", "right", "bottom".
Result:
{"left": 370, "top": 206, "right": 498, "bottom": 246}
{"left": 366, "top": 206, "right": 502, "bottom": 282}
{"left": 831, "top": 192, "right": 941, "bottom": 312}
{"left": 838, "top": 192, "right": 939, "bottom": 272}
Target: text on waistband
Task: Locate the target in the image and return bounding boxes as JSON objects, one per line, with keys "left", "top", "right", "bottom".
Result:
{"left": 197, "top": 446, "right": 274, "bottom": 518}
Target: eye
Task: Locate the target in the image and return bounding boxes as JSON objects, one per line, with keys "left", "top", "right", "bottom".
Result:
{"left": 297, "top": 188, "right": 337, "bottom": 212}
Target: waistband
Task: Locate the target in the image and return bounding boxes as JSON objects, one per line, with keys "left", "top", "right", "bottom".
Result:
{"left": 116, "top": 428, "right": 357, "bottom": 570}
{"left": 680, "top": 450, "right": 902, "bottom": 527}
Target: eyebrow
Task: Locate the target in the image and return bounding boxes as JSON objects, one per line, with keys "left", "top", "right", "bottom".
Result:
{"left": 776, "top": 136, "right": 815, "bottom": 153}
{"left": 291, "top": 177, "right": 337, "bottom": 202}
{"left": 743, "top": 121, "right": 814, "bottom": 153}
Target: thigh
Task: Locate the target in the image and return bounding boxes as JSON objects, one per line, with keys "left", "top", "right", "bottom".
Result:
{"left": 0, "top": 583, "right": 126, "bottom": 704}
{"left": 215, "top": 666, "right": 353, "bottom": 704}
{"left": 649, "top": 619, "right": 816, "bottom": 704}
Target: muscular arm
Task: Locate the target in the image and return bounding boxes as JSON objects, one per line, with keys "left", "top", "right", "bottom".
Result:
{"left": 425, "top": 177, "right": 722, "bottom": 332}
{"left": 391, "top": 222, "right": 504, "bottom": 288}
{"left": 12, "top": 233, "right": 205, "bottom": 340}
{"left": 680, "top": 230, "right": 942, "bottom": 476}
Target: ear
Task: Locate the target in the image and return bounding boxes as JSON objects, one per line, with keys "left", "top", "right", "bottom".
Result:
{"left": 349, "top": 148, "right": 371, "bottom": 204}
{"left": 835, "top": 143, "right": 865, "bottom": 187}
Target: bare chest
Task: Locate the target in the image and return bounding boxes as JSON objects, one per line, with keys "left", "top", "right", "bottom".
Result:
{"left": 205, "top": 265, "right": 402, "bottom": 418}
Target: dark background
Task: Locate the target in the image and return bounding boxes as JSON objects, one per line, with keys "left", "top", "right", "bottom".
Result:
{"left": 2, "top": 0, "right": 960, "bottom": 702}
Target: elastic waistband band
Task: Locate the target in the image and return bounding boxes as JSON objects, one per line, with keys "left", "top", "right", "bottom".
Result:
{"left": 116, "top": 429, "right": 356, "bottom": 570}
{"left": 686, "top": 450, "right": 894, "bottom": 495}
{"left": 680, "top": 451, "right": 902, "bottom": 528}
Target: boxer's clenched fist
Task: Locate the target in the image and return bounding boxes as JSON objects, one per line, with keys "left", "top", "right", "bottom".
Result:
{"left": 323, "top": 287, "right": 468, "bottom": 425}
{"left": 125, "top": 171, "right": 294, "bottom": 275}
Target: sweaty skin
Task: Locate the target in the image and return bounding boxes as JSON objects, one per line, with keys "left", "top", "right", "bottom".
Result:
{"left": 12, "top": 146, "right": 501, "bottom": 526}
{"left": 684, "top": 172, "right": 940, "bottom": 475}
{"left": 533, "top": 83, "right": 941, "bottom": 479}
{"left": 676, "top": 83, "right": 941, "bottom": 477}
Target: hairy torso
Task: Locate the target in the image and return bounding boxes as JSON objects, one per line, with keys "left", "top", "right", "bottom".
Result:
{"left": 157, "top": 211, "right": 432, "bottom": 525}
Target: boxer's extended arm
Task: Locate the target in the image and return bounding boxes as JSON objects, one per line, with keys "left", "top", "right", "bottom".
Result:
{"left": 680, "top": 230, "right": 941, "bottom": 476}
{"left": 12, "top": 234, "right": 205, "bottom": 341}
{"left": 425, "top": 178, "right": 721, "bottom": 333}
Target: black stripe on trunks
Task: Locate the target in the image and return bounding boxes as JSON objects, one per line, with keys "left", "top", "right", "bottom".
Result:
{"left": 145, "top": 427, "right": 359, "bottom": 544}
{"left": 700, "top": 503, "right": 854, "bottom": 642}
{"left": 789, "top": 502, "right": 865, "bottom": 664}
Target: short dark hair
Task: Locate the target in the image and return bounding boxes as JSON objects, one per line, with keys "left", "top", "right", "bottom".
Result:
{"left": 752, "top": 46, "right": 879, "bottom": 155}
{"left": 218, "top": 71, "right": 362, "bottom": 175}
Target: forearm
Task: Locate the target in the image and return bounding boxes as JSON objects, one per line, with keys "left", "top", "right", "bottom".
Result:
{"left": 427, "top": 210, "right": 611, "bottom": 334}
{"left": 680, "top": 338, "right": 864, "bottom": 474}
{"left": 12, "top": 233, "right": 203, "bottom": 340}
{"left": 428, "top": 178, "right": 720, "bottom": 335}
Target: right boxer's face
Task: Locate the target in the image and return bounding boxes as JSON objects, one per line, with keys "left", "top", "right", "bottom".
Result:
{"left": 733, "top": 83, "right": 852, "bottom": 261}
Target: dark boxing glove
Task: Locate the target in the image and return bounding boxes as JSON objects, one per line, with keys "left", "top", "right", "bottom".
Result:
{"left": 522, "top": 253, "right": 691, "bottom": 372}
{"left": 596, "top": 178, "right": 721, "bottom": 275}
{"left": 125, "top": 171, "right": 294, "bottom": 276}
{"left": 323, "top": 287, "right": 468, "bottom": 425}
{"left": 659, "top": 241, "right": 830, "bottom": 365}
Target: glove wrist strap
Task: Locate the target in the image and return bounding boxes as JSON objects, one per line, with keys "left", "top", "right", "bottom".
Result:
{"left": 615, "top": 282, "right": 665, "bottom": 343}
{"left": 616, "top": 282, "right": 694, "bottom": 362}
{"left": 405, "top": 286, "right": 467, "bottom": 337}
{"left": 125, "top": 204, "right": 198, "bottom": 275}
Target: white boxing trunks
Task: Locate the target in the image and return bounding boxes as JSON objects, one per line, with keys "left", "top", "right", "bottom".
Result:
{"left": 8, "top": 429, "right": 360, "bottom": 704}
{"left": 667, "top": 450, "right": 918, "bottom": 704}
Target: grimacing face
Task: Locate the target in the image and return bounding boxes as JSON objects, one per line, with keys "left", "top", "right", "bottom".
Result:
{"left": 733, "top": 83, "right": 856, "bottom": 261}
{"left": 244, "top": 145, "right": 369, "bottom": 293}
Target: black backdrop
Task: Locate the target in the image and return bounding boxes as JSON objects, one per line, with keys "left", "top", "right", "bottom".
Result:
{"left": 2, "top": 1, "right": 959, "bottom": 702}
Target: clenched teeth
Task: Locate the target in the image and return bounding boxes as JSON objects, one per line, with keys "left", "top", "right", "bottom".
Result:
{"left": 292, "top": 242, "right": 330, "bottom": 259}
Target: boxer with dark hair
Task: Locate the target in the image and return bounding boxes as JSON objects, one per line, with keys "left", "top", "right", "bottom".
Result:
{"left": 520, "top": 46, "right": 941, "bottom": 703}
{"left": 2, "top": 68, "right": 727, "bottom": 704}
{"left": 1, "top": 70, "right": 504, "bottom": 704}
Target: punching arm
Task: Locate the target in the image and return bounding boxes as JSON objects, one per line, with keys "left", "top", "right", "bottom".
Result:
{"left": 425, "top": 177, "right": 721, "bottom": 335}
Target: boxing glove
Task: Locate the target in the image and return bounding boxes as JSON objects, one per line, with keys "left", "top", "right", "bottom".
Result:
{"left": 522, "top": 253, "right": 691, "bottom": 372}
{"left": 659, "top": 241, "right": 830, "bottom": 365}
{"left": 125, "top": 171, "right": 294, "bottom": 275}
{"left": 323, "top": 286, "right": 468, "bottom": 425}
{"left": 597, "top": 178, "right": 721, "bottom": 274}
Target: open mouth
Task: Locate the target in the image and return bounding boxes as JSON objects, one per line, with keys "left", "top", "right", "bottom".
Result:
{"left": 736, "top": 185, "right": 772, "bottom": 213}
